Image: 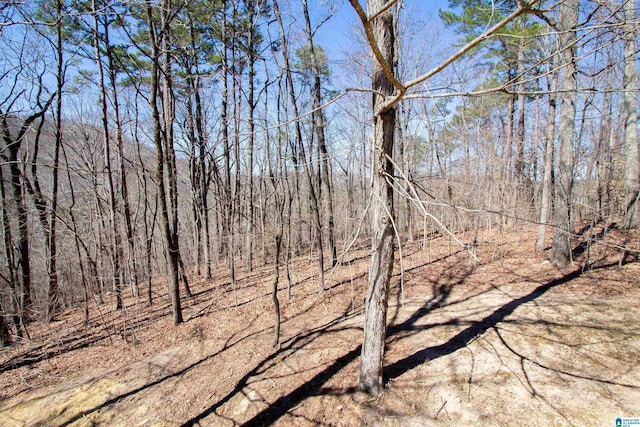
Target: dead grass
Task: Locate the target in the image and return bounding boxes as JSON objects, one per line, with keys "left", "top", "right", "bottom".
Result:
{"left": 0, "top": 224, "right": 639, "bottom": 426}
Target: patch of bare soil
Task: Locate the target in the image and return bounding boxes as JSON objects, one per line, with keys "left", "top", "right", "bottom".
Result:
{"left": 1, "top": 224, "right": 639, "bottom": 426}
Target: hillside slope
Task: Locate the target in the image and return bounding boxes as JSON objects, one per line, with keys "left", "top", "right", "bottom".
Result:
{"left": 1, "top": 225, "right": 639, "bottom": 426}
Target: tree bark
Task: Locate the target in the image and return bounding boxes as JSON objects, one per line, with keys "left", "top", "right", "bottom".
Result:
{"left": 245, "top": 0, "right": 259, "bottom": 273}
{"left": 107, "top": 26, "right": 139, "bottom": 299}
{"left": 550, "top": 0, "right": 578, "bottom": 268}
{"left": 536, "top": 52, "right": 558, "bottom": 252}
{"left": 622, "top": 0, "right": 639, "bottom": 229}
{"left": 186, "top": 14, "right": 213, "bottom": 280}
{"left": 271, "top": 232, "right": 282, "bottom": 348}
{"left": 596, "top": 91, "right": 613, "bottom": 221}
{"left": 45, "top": 0, "right": 64, "bottom": 320}
{"left": 357, "top": 0, "right": 396, "bottom": 396}
{"left": 0, "top": 164, "right": 22, "bottom": 338}
{"left": 61, "top": 134, "right": 91, "bottom": 326}
{"left": 146, "top": 0, "right": 182, "bottom": 325}
{"left": 161, "top": 0, "right": 183, "bottom": 324}
{"left": 514, "top": 38, "right": 526, "bottom": 183}
{"left": 6, "top": 159, "right": 27, "bottom": 323}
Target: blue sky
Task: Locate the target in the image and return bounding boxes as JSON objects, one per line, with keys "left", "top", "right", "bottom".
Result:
{"left": 313, "top": 0, "right": 457, "bottom": 69}
{"left": 305, "top": 0, "right": 459, "bottom": 94}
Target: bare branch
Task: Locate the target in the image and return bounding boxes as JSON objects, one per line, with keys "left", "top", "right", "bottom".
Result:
{"left": 348, "top": 0, "right": 405, "bottom": 94}
{"left": 382, "top": 0, "right": 542, "bottom": 111}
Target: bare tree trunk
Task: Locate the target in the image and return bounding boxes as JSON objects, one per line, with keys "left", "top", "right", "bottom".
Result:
{"left": 199, "top": 131, "right": 212, "bottom": 281}
{"left": 132, "top": 105, "right": 157, "bottom": 306}
{"left": 514, "top": 37, "right": 526, "bottom": 183}
{"left": 219, "top": 5, "right": 238, "bottom": 297}
{"left": 146, "top": 0, "right": 182, "bottom": 325}
{"left": 505, "top": 86, "right": 515, "bottom": 181}
{"left": 0, "top": 165, "right": 22, "bottom": 339}
{"left": 177, "top": 253, "right": 193, "bottom": 299}
{"left": 0, "top": 302, "right": 9, "bottom": 347}
{"left": 61, "top": 139, "right": 91, "bottom": 326}
{"left": 245, "top": 1, "right": 259, "bottom": 273}
{"left": 145, "top": 190, "right": 157, "bottom": 306}
{"left": 230, "top": 36, "right": 241, "bottom": 301}
{"left": 550, "top": 0, "right": 578, "bottom": 268}
{"left": 46, "top": 0, "right": 64, "bottom": 320}
{"left": 267, "top": 135, "right": 283, "bottom": 348}
{"left": 596, "top": 91, "right": 613, "bottom": 221}
{"left": 398, "top": 105, "right": 414, "bottom": 241}
{"left": 536, "top": 53, "right": 558, "bottom": 252}
{"left": 191, "top": 65, "right": 212, "bottom": 280}
{"left": 93, "top": 0, "right": 123, "bottom": 310}
{"left": 356, "top": 0, "right": 397, "bottom": 396}
{"left": 186, "top": 90, "right": 202, "bottom": 276}
{"left": 1, "top": 100, "right": 52, "bottom": 322}
{"left": 623, "top": 0, "right": 639, "bottom": 229}
{"left": 271, "top": 232, "right": 282, "bottom": 348}
{"left": 220, "top": 5, "right": 232, "bottom": 259}
{"left": 90, "top": 172, "right": 107, "bottom": 305}
{"left": 302, "top": 0, "right": 338, "bottom": 267}
{"left": 108, "top": 41, "right": 139, "bottom": 299}
{"left": 161, "top": 0, "right": 183, "bottom": 324}
{"left": 273, "top": 0, "right": 325, "bottom": 291}
{"left": 232, "top": 42, "right": 242, "bottom": 261}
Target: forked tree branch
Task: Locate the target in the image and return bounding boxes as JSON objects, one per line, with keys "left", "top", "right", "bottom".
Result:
{"left": 347, "top": 0, "right": 542, "bottom": 113}
{"left": 348, "top": 0, "right": 404, "bottom": 95}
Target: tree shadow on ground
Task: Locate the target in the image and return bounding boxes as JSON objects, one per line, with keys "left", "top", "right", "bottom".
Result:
{"left": 572, "top": 224, "right": 608, "bottom": 258}
{"left": 179, "top": 307, "right": 363, "bottom": 427}
{"left": 236, "top": 261, "right": 472, "bottom": 427}
{"left": 216, "top": 264, "right": 609, "bottom": 426}
{"left": 11, "top": 252, "right": 633, "bottom": 426}
{"left": 181, "top": 256, "right": 471, "bottom": 426}
{"left": 11, "top": 296, "right": 357, "bottom": 426}
{"left": 0, "top": 297, "right": 175, "bottom": 375}
{"left": 2, "top": 255, "right": 309, "bottom": 374}
{"left": 384, "top": 267, "right": 583, "bottom": 381}
{"left": 41, "top": 288, "right": 359, "bottom": 425}
{"left": 492, "top": 325, "right": 639, "bottom": 390}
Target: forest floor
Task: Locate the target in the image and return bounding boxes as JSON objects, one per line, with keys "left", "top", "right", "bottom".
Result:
{"left": 0, "top": 223, "right": 639, "bottom": 426}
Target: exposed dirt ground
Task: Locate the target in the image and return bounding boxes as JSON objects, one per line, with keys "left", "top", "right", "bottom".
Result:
{"left": 0, "top": 224, "right": 639, "bottom": 426}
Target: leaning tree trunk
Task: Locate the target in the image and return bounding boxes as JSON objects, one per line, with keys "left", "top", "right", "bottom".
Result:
{"left": 357, "top": 0, "right": 397, "bottom": 396}
{"left": 550, "top": 0, "right": 578, "bottom": 268}
{"left": 622, "top": 0, "right": 639, "bottom": 229}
